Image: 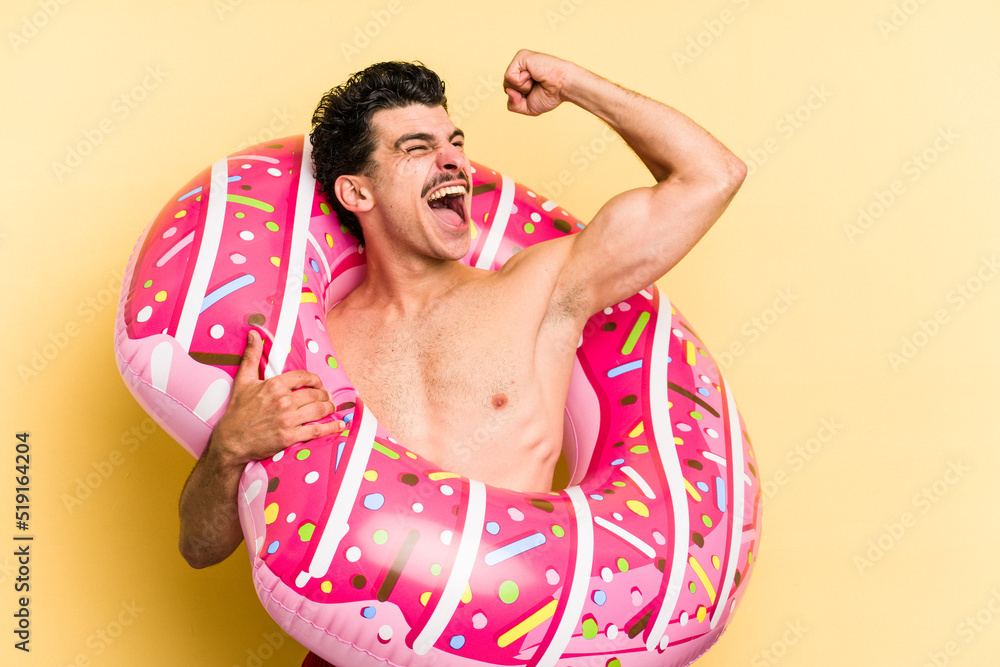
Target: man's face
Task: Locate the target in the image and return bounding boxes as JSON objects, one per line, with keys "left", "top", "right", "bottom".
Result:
{"left": 364, "top": 104, "right": 472, "bottom": 261}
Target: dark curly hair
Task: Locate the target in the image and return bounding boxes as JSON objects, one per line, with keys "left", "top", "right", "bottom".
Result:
{"left": 310, "top": 61, "right": 448, "bottom": 246}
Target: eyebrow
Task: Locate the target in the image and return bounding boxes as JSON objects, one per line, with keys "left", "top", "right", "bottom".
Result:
{"left": 393, "top": 129, "right": 465, "bottom": 151}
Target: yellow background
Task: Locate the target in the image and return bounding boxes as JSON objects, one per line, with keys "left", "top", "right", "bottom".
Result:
{"left": 3, "top": 1, "right": 999, "bottom": 665}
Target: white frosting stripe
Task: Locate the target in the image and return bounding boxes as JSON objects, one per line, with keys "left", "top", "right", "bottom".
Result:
{"left": 266, "top": 135, "right": 317, "bottom": 378}
{"left": 474, "top": 173, "right": 514, "bottom": 269}
{"left": 298, "top": 403, "right": 378, "bottom": 587}
{"left": 413, "top": 480, "right": 487, "bottom": 655}
{"left": 644, "top": 293, "right": 690, "bottom": 652}
{"left": 534, "top": 485, "right": 594, "bottom": 667}
{"left": 175, "top": 158, "right": 229, "bottom": 350}
{"left": 710, "top": 374, "right": 746, "bottom": 629}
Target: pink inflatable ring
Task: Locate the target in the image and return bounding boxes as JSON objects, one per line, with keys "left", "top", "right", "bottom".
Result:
{"left": 115, "top": 134, "right": 761, "bottom": 666}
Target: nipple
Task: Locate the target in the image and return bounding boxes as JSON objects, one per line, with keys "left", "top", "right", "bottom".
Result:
{"left": 491, "top": 393, "right": 508, "bottom": 409}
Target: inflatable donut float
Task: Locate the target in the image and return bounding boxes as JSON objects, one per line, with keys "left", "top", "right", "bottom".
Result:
{"left": 114, "top": 134, "right": 761, "bottom": 666}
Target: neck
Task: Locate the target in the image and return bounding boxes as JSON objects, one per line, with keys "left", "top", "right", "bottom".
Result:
{"left": 351, "top": 243, "right": 475, "bottom": 315}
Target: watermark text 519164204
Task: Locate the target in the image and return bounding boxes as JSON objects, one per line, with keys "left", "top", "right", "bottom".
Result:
{"left": 13, "top": 431, "right": 33, "bottom": 653}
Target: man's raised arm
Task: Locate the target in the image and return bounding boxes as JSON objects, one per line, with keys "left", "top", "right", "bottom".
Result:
{"left": 503, "top": 50, "right": 746, "bottom": 318}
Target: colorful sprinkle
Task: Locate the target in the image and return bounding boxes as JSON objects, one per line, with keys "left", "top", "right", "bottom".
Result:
{"left": 497, "top": 598, "right": 557, "bottom": 647}
{"left": 264, "top": 503, "right": 279, "bottom": 524}
{"left": 363, "top": 493, "right": 385, "bottom": 510}
{"left": 298, "top": 523, "right": 315, "bottom": 541}
{"left": 498, "top": 580, "right": 519, "bottom": 604}
{"left": 484, "top": 533, "right": 546, "bottom": 566}
{"left": 373, "top": 530, "right": 388, "bottom": 545}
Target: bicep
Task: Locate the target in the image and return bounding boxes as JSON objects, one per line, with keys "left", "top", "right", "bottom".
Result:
{"left": 559, "top": 176, "right": 740, "bottom": 316}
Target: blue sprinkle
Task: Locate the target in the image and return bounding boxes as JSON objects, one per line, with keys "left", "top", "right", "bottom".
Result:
{"left": 177, "top": 185, "right": 203, "bottom": 201}
{"left": 667, "top": 356, "right": 672, "bottom": 363}
{"left": 227, "top": 175, "right": 242, "bottom": 182}
{"left": 266, "top": 540, "right": 279, "bottom": 554}
{"left": 610, "top": 458, "right": 626, "bottom": 466}
{"left": 486, "top": 521, "right": 500, "bottom": 535}
{"left": 335, "top": 441, "right": 345, "bottom": 472}
{"left": 576, "top": 222, "right": 585, "bottom": 229}
{"left": 607, "top": 360, "right": 643, "bottom": 378}
{"left": 698, "top": 387, "right": 711, "bottom": 397}
{"left": 715, "top": 477, "right": 727, "bottom": 512}
{"left": 363, "top": 493, "right": 385, "bottom": 510}
{"left": 344, "top": 412, "right": 354, "bottom": 423}
{"left": 310, "top": 259, "right": 320, "bottom": 273}
{"left": 362, "top": 606, "right": 376, "bottom": 619}
{"left": 589, "top": 494, "right": 604, "bottom": 501}
{"left": 697, "top": 481, "right": 710, "bottom": 493}
{"left": 450, "top": 635, "right": 466, "bottom": 650}
{"left": 593, "top": 590, "right": 607, "bottom": 606}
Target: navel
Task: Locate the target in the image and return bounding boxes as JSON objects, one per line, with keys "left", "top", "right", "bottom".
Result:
{"left": 491, "top": 393, "right": 508, "bottom": 409}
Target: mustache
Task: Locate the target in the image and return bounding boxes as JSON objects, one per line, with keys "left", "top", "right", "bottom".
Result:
{"left": 421, "top": 172, "right": 470, "bottom": 199}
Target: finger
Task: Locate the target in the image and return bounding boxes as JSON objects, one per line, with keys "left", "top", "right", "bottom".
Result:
{"left": 234, "top": 330, "right": 263, "bottom": 387}
{"left": 293, "top": 399, "right": 338, "bottom": 427}
{"left": 295, "top": 417, "right": 346, "bottom": 444}
{"left": 269, "top": 369, "right": 327, "bottom": 392}
{"left": 283, "top": 386, "right": 335, "bottom": 411}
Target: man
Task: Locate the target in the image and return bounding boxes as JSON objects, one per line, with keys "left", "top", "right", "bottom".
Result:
{"left": 178, "top": 50, "right": 745, "bottom": 664}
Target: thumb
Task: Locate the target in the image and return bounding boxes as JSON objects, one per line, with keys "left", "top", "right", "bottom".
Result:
{"left": 235, "top": 330, "right": 263, "bottom": 386}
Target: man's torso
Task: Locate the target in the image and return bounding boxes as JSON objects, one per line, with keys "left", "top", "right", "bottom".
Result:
{"left": 325, "top": 253, "right": 582, "bottom": 492}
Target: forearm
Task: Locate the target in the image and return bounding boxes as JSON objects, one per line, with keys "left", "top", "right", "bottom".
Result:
{"left": 178, "top": 436, "right": 246, "bottom": 568}
{"left": 561, "top": 65, "right": 743, "bottom": 185}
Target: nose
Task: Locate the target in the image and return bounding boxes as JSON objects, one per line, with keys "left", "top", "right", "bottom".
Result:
{"left": 436, "top": 142, "right": 466, "bottom": 173}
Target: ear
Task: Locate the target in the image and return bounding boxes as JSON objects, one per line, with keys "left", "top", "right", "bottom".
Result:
{"left": 334, "top": 174, "right": 374, "bottom": 214}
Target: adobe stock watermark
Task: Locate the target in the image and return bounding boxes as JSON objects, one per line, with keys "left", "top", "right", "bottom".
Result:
{"left": 672, "top": 0, "right": 755, "bottom": 73}
{"left": 57, "top": 600, "right": 145, "bottom": 666}
{"left": 52, "top": 65, "right": 168, "bottom": 181}
{"left": 543, "top": 0, "right": 588, "bottom": 31}
{"left": 921, "top": 588, "right": 1000, "bottom": 667}
{"left": 61, "top": 416, "right": 161, "bottom": 513}
{"left": 887, "top": 254, "right": 998, "bottom": 371}
{"left": 213, "top": 0, "right": 246, "bottom": 21}
{"left": 853, "top": 459, "right": 970, "bottom": 576}
{"left": 18, "top": 269, "right": 125, "bottom": 385}
{"left": 715, "top": 287, "right": 798, "bottom": 369}
{"left": 760, "top": 417, "right": 842, "bottom": 506}
{"left": 232, "top": 631, "right": 286, "bottom": 667}
{"left": 449, "top": 73, "right": 503, "bottom": 128}
{"left": 339, "top": 0, "right": 403, "bottom": 61}
{"left": 7, "top": 0, "right": 72, "bottom": 53}
{"left": 236, "top": 108, "right": 295, "bottom": 151}
{"left": 878, "top": 0, "right": 934, "bottom": 39}
{"left": 536, "top": 124, "right": 624, "bottom": 203}
{"left": 843, "top": 126, "right": 958, "bottom": 243}
{"left": 749, "top": 619, "right": 809, "bottom": 666}
{"left": 744, "top": 85, "right": 833, "bottom": 177}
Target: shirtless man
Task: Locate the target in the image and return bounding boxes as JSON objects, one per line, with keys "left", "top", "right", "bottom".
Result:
{"left": 178, "top": 49, "right": 744, "bottom": 663}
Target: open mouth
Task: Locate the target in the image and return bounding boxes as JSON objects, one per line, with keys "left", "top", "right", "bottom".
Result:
{"left": 426, "top": 184, "right": 468, "bottom": 228}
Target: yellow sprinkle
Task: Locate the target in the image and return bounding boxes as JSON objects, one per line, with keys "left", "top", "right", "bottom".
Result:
{"left": 626, "top": 499, "right": 650, "bottom": 518}
{"left": 696, "top": 605, "right": 708, "bottom": 623}
{"left": 270, "top": 256, "right": 281, "bottom": 267}
{"left": 684, "top": 479, "right": 702, "bottom": 501}
{"left": 629, "top": 422, "right": 645, "bottom": 438}
{"left": 405, "top": 451, "right": 417, "bottom": 459}
{"left": 497, "top": 598, "right": 558, "bottom": 648}
{"left": 174, "top": 210, "right": 187, "bottom": 218}
{"left": 325, "top": 233, "right": 334, "bottom": 248}
{"left": 461, "top": 583, "right": 473, "bottom": 604}
{"left": 301, "top": 291, "right": 318, "bottom": 303}
{"left": 686, "top": 340, "right": 696, "bottom": 366}
{"left": 674, "top": 436, "right": 684, "bottom": 445}
{"left": 154, "top": 290, "right": 168, "bottom": 302}
{"left": 264, "top": 502, "right": 279, "bottom": 524}
{"left": 363, "top": 470, "right": 378, "bottom": 482}
{"left": 428, "top": 472, "right": 461, "bottom": 481}
{"left": 420, "top": 591, "right": 432, "bottom": 606}
{"left": 470, "top": 220, "right": 478, "bottom": 240}
{"left": 689, "top": 556, "right": 717, "bottom": 604}
{"left": 712, "top": 555, "right": 721, "bottom": 570}
{"left": 321, "top": 581, "right": 332, "bottom": 594}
